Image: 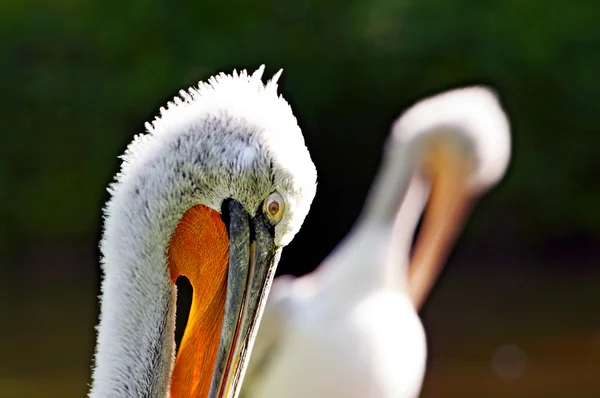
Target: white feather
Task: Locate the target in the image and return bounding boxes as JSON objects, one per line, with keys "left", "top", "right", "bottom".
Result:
{"left": 89, "top": 66, "right": 317, "bottom": 397}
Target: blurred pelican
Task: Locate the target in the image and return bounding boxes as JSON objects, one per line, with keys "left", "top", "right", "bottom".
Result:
{"left": 241, "top": 87, "right": 511, "bottom": 398}
{"left": 88, "top": 66, "right": 317, "bottom": 398}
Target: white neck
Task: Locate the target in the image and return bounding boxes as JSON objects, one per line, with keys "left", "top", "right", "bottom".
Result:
{"left": 88, "top": 126, "right": 208, "bottom": 397}
{"left": 315, "top": 144, "right": 428, "bottom": 298}
{"left": 356, "top": 144, "right": 421, "bottom": 228}
{"left": 89, "top": 177, "right": 182, "bottom": 397}
{"left": 389, "top": 171, "right": 429, "bottom": 270}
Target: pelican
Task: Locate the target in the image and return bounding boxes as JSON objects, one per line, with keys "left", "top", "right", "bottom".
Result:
{"left": 88, "top": 66, "right": 317, "bottom": 398}
{"left": 241, "top": 87, "right": 511, "bottom": 398}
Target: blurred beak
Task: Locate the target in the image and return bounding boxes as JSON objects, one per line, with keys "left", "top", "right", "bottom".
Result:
{"left": 209, "top": 200, "right": 281, "bottom": 398}
{"left": 407, "top": 141, "right": 474, "bottom": 310}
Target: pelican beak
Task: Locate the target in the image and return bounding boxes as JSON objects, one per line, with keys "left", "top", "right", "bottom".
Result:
{"left": 209, "top": 199, "right": 281, "bottom": 398}
{"left": 407, "top": 141, "right": 474, "bottom": 310}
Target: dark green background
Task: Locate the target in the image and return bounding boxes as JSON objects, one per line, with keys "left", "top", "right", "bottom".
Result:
{"left": 2, "top": 1, "right": 599, "bottom": 396}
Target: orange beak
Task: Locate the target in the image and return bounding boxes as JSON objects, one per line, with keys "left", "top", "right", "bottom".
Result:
{"left": 407, "top": 141, "right": 474, "bottom": 310}
{"left": 168, "top": 200, "right": 280, "bottom": 398}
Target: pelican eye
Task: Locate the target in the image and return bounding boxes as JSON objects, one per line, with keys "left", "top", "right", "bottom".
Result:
{"left": 263, "top": 191, "right": 285, "bottom": 225}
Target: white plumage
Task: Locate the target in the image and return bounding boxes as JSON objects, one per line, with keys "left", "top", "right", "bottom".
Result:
{"left": 88, "top": 66, "right": 317, "bottom": 397}
{"left": 241, "top": 86, "right": 511, "bottom": 398}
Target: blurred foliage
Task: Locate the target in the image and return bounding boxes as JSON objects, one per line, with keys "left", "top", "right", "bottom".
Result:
{"left": 2, "top": 0, "right": 599, "bottom": 255}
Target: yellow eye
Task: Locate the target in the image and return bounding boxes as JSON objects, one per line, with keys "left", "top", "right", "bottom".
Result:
{"left": 263, "top": 191, "right": 285, "bottom": 224}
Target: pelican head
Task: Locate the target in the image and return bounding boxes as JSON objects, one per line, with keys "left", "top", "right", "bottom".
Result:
{"left": 89, "top": 66, "right": 317, "bottom": 398}
{"left": 388, "top": 86, "right": 511, "bottom": 308}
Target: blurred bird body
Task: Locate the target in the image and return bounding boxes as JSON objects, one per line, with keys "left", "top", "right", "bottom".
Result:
{"left": 242, "top": 87, "right": 511, "bottom": 398}
{"left": 242, "top": 231, "right": 427, "bottom": 398}
{"left": 88, "top": 66, "right": 317, "bottom": 398}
